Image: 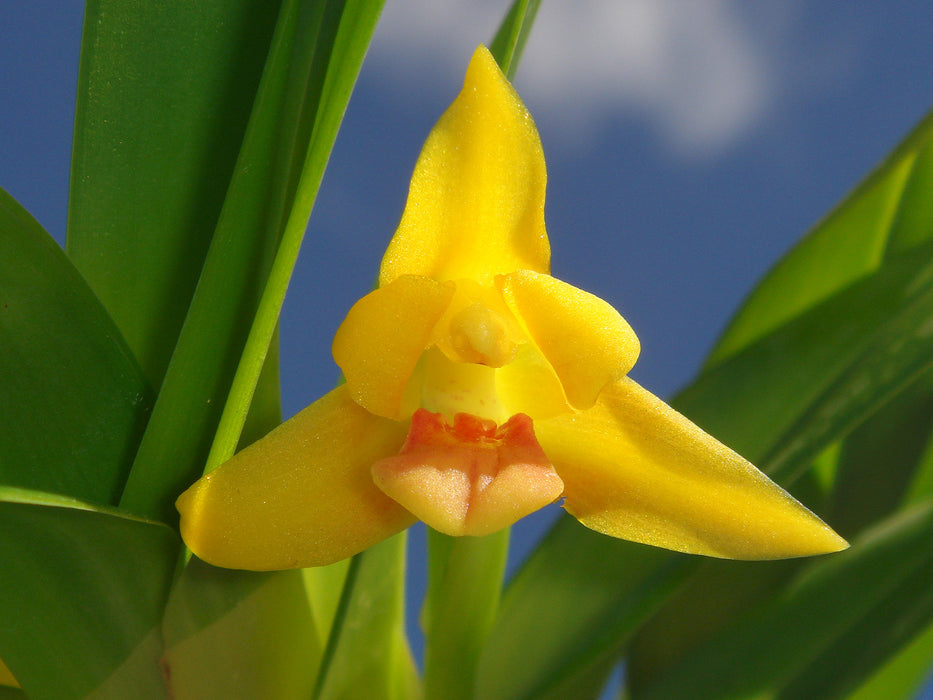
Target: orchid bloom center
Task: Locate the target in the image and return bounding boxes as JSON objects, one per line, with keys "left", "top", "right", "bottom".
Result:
{"left": 447, "top": 302, "right": 517, "bottom": 367}
{"left": 371, "top": 409, "right": 564, "bottom": 536}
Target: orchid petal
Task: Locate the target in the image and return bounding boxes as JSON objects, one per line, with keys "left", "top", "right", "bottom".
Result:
{"left": 177, "top": 386, "right": 414, "bottom": 570}
{"left": 372, "top": 411, "right": 563, "bottom": 536}
{"left": 536, "top": 378, "right": 848, "bottom": 560}
{"left": 499, "top": 270, "right": 640, "bottom": 409}
{"left": 379, "top": 45, "right": 550, "bottom": 286}
{"left": 333, "top": 274, "right": 455, "bottom": 419}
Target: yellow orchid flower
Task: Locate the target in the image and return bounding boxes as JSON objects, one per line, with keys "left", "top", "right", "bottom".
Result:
{"left": 176, "top": 46, "right": 847, "bottom": 571}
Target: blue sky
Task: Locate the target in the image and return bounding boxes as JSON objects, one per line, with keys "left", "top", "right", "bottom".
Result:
{"left": 4, "top": 1, "right": 933, "bottom": 691}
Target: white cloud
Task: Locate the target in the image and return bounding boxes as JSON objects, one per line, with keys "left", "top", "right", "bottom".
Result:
{"left": 368, "top": 0, "right": 808, "bottom": 156}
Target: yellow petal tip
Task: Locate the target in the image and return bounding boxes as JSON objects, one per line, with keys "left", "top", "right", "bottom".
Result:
{"left": 378, "top": 44, "right": 550, "bottom": 285}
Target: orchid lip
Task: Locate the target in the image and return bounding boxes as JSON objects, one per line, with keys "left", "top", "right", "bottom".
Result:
{"left": 371, "top": 409, "right": 564, "bottom": 537}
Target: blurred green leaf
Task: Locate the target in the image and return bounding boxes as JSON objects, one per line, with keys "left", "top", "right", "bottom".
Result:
{"left": 120, "top": 0, "right": 383, "bottom": 520}
{"left": 904, "top": 406, "right": 933, "bottom": 505}
{"left": 476, "top": 520, "right": 691, "bottom": 700}
{"left": 755, "top": 249, "right": 933, "bottom": 486}
{"left": 0, "top": 187, "right": 151, "bottom": 504}
{"left": 302, "top": 560, "right": 352, "bottom": 649}
{"left": 847, "top": 619, "right": 933, "bottom": 700}
{"left": 777, "top": 554, "right": 933, "bottom": 699}
{"left": 828, "top": 372, "right": 933, "bottom": 537}
{"left": 0, "top": 487, "right": 177, "bottom": 700}
{"left": 314, "top": 534, "right": 419, "bottom": 700}
{"left": 112, "top": 0, "right": 298, "bottom": 519}
{"left": 67, "top": 0, "right": 283, "bottom": 387}
{"left": 489, "top": 0, "right": 541, "bottom": 80}
{"left": 708, "top": 108, "right": 933, "bottom": 366}
{"left": 162, "top": 560, "right": 320, "bottom": 700}
{"left": 676, "top": 240, "right": 933, "bottom": 466}
{"left": 633, "top": 498, "right": 933, "bottom": 700}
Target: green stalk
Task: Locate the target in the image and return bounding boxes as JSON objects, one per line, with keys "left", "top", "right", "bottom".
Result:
{"left": 423, "top": 528, "right": 510, "bottom": 700}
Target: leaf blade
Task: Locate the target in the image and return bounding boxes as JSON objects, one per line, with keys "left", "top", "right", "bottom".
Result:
{"left": 0, "top": 488, "right": 177, "bottom": 700}
{"left": 0, "top": 187, "right": 151, "bottom": 504}
{"left": 67, "top": 0, "right": 283, "bottom": 386}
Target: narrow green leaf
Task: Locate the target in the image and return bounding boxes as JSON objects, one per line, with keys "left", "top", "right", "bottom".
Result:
{"left": 314, "top": 534, "right": 419, "bottom": 700}
{"left": 67, "top": 0, "right": 283, "bottom": 387}
{"left": 0, "top": 487, "right": 177, "bottom": 700}
{"left": 207, "top": 0, "right": 387, "bottom": 473}
{"left": 760, "top": 255, "right": 933, "bottom": 487}
{"left": 489, "top": 0, "right": 541, "bottom": 80}
{"left": 161, "top": 560, "right": 321, "bottom": 700}
{"left": 423, "top": 530, "right": 508, "bottom": 700}
{"left": 674, "top": 242, "right": 933, "bottom": 465}
{"left": 633, "top": 498, "right": 933, "bottom": 700}
{"left": 0, "top": 187, "right": 151, "bottom": 505}
{"left": 708, "top": 108, "right": 933, "bottom": 366}
{"left": 302, "top": 560, "right": 352, "bottom": 648}
{"left": 121, "top": 0, "right": 385, "bottom": 522}
{"left": 116, "top": 0, "right": 306, "bottom": 520}
{"left": 883, "top": 133, "right": 933, "bottom": 254}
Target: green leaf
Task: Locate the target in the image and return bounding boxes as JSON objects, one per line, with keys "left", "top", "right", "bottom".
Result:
{"left": 314, "top": 534, "right": 419, "bottom": 700}
{"left": 161, "top": 559, "right": 321, "bottom": 700}
{"left": 302, "top": 559, "right": 352, "bottom": 649}
{"left": 674, "top": 241, "right": 933, "bottom": 469}
{"left": 754, "top": 249, "right": 933, "bottom": 486}
{"left": 828, "top": 372, "right": 933, "bottom": 537}
{"left": 708, "top": 108, "right": 933, "bottom": 366}
{"left": 904, "top": 399, "right": 933, "bottom": 504}
{"left": 489, "top": 0, "right": 541, "bottom": 80}
{"left": 423, "top": 529, "right": 508, "bottom": 700}
{"left": 205, "top": 0, "right": 388, "bottom": 472}
{"left": 847, "top": 619, "right": 933, "bottom": 700}
{"left": 120, "top": 0, "right": 385, "bottom": 522}
{"left": 67, "top": 0, "right": 283, "bottom": 387}
{"left": 632, "top": 498, "right": 933, "bottom": 700}
{"left": 776, "top": 556, "right": 933, "bottom": 700}
{"left": 476, "top": 519, "right": 692, "bottom": 700}
{"left": 0, "top": 487, "right": 177, "bottom": 700}
{"left": 0, "top": 187, "right": 151, "bottom": 505}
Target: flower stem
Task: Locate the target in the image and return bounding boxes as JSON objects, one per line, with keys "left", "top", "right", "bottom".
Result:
{"left": 422, "top": 527, "right": 510, "bottom": 700}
